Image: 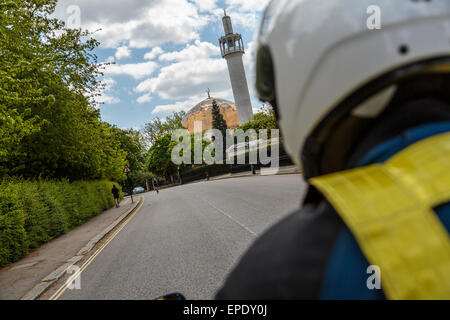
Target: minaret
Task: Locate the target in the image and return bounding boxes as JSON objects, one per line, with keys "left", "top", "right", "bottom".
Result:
{"left": 219, "top": 10, "right": 253, "bottom": 125}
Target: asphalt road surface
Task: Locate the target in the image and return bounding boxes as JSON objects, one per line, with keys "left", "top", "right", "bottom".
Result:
{"left": 57, "top": 175, "right": 306, "bottom": 300}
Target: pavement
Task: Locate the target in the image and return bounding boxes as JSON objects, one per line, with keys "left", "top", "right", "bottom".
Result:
{"left": 0, "top": 196, "right": 138, "bottom": 300}
{"left": 41, "top": 174, "right": 307, "bottom": 300}
{"left": 155, "top": 164, "right": 301, "bottom": 189}
{"left": 211, "top": 165, "right": 300, "bottom": 181}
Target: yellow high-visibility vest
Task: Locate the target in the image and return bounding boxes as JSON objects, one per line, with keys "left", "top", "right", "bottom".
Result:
{"left": 310, "top": 132, "right": 450, "bottom": 300}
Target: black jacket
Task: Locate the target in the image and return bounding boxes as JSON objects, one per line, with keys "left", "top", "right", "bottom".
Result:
{"left": 112, "top": 186, "right": 120, "bottom": 198}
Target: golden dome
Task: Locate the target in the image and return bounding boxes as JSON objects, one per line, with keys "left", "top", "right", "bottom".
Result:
{"left": 182, "top": 97, "right": 240, "bottom": 134}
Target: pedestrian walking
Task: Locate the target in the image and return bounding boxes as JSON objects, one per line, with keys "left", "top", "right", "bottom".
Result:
{"left": 152, "top": 178, "right": 159, "bottom": 194}
{"left": 111, "top": 184, "right": 120, "bottom": 208}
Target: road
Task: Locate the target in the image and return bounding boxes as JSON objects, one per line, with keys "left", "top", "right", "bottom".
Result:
{"left": 54, "top": 175, "right": 306, "bottom": 300}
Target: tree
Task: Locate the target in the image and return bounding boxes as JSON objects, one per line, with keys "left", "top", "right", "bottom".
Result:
{"left": 238, "top": 117, "right": 278, "bottom": 132}
{"left": 0, "top": 0, "right": 104, "bottom": 113}
{"left": 190, "top": 133, "right": 212, "bottom": 165}
{"left": 147, "top": 134, "right": 178, "bottom": 179}
{"left": 107, "top": 125, "right": 146, "bottom": 172}
{"left": 253, "top": 104, "right": 277, "bottom": 121}
{"left": 211, "top": 100, "right": 228, "bottom": 151}
{"left": 128, "top": 171, "right": 155, "bottom": 189}
{"left": 106, "top": 125, "right": 149, "bottom": 187}
{"left": 0, "top": 1, "right": 47, "bottom": 168}
{"left": 0, "top": 107, "right": 40, "bottom": 176}
{"left": 144, "top": 111, "right": 186, "bottom": 145}
{"left": 211, "top": 100, "right": 228, "bottom": 137}
{"left": 96, "top": 123, "right": 128, "bottom": 182}
{"left": 0, "top": 0, "right": 129, "bottom": 182}
{"left": 237, "top": 105, "right": 278, "bottom": 137}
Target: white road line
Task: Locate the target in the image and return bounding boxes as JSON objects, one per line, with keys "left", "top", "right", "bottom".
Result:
{"left": 200, "top": 197, "right": 258, "bottom": 237}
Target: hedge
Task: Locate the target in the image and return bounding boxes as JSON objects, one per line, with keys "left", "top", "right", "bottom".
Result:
{"left": 0, "top": 178, "right": 121, "bottom": 267}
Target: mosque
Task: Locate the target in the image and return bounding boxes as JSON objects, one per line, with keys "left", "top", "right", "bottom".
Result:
{"left": 182, "top": 11, "right": 253, "bottom": 135}
{"left": 182, "top": 90, "right": 240, "bottom": 134}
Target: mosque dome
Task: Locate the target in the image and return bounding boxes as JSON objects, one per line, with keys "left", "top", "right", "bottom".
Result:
{"left": 182, "top": 97, "right": 240, "bottom": 134}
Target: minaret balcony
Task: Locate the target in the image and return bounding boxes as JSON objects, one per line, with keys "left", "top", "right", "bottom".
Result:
{"left": 221, "top": 46, "right": 245, "bottom": 57}
{"left": 219, "top": 34, "right": 245, "bottom": 58}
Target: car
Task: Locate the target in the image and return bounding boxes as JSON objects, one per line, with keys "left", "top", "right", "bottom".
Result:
{"left": 132, "top": 187, "right": 145, "bottom": 194}
{"left": 225, "top": 139, "right": 267, "bottom": 160}
{"left": 226, "top": 142, "right": 250, "bottom": 159}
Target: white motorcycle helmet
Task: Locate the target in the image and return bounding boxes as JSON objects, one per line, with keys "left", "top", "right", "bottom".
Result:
{"left": 256, "top": 0, "right": 450, "bottom": 178}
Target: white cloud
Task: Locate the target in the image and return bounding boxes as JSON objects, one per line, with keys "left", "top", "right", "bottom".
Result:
{"left": 115, "top": 46, "right": 131, "bottom": 60}
{"left": 209, "top": 0, "right": 270, "bottom": 30}
{"left": 144, "top": 47, "right": 164, "bottom": 60}
{"left": 54, "top": 0, "right": 210, "bottom": 48}
{"left": 136, "top": 57, "right": 229, "bottom": 100}
{"left": 225, "top": 0, "right": 270, "bottom": 13}
{"left": 152, "top": 97, "right": 200, "bottom": 114}
{"left": 211, "top": 9, "right": 258, "bottom": 30}
{"left": 98, "top": 94, "right": 120, "bottom": 105}
{"left": 137, "top": 93, "right": 152, "bottom": 104}
{"left": 52, "top": 1, "right": 267, "bottom": 121}
{"left": 243, "top": 41, "right": 258, "bottom": 97}
{"left": 95, "top": 78, "right": 120, "bottom": 106}
{"left": 158, "top": 40, "right": 220, "bottom": 62}
{"left": 136, "top": 40, "right": 230, "bottom": 101}
{"left": 152, "top": 88, "right": 232, "bottom": 115}
{"left": 103, "top": 78, "right": 117, "bottom": 89}
{"left": 105, "top": 61, "right": 159, "bottom": 79}
{"left": 193, "top": 0, "right": 218, "bottom": 12}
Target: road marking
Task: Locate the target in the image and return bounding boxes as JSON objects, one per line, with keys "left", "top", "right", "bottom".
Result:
{"left": 48, "top": 197, "right": 145, "bottom": 300}
{"left": 200, "top": 197, "right": 258, "bottom": 237}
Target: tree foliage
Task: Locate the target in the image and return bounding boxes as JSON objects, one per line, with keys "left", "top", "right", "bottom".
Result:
{"left": 211, "top": 99, "right": 228, "bottom": 152}
{"left": 147, "top": 134, "right": 178, "bottom": 179}
{"left": 107, "top": 125, "right": 146, "bottom": 172}
{"left": 211, "top": 100, "right": 228, "bottom": 136}
{"left": 0, "top": 0, "right": 142, "bottom": 182}
{"left": 147, "top": 131, "right": 213, "bottom": 179}
{"left": 0, "top": 1, "right": 154, "bottom": 265}
{"left": 237, "top": 105, "right": 278, "bottom": 133}
{"left": 128, "top": 170, "right": 155, "bottom": 189}
{"left": 143, "top": 111, "right": 186, "bottom": 145}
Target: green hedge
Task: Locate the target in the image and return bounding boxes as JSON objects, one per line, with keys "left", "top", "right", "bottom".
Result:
{"left": 0, "top": 178, "right": 121, "bottom": 267}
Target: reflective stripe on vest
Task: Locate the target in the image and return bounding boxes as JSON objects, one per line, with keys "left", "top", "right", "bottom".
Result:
{"left": 310, "top": 132, "right": 450, "bottom": 300}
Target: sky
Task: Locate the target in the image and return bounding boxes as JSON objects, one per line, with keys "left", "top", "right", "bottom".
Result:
{"left": 53, "top": 0, "right": 270, "bottom": 131}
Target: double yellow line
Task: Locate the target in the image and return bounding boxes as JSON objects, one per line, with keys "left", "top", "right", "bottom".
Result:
{"left": 49, "top": 197, "right": 145, "bottom": 300}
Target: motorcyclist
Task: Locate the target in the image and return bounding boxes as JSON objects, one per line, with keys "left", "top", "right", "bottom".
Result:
{"left": 216, "top": 0, "right": 450, "bottom": 299}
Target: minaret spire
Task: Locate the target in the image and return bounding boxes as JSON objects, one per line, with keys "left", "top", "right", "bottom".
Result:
{"left": 218, "top": 12, "right": 253, "bottom": 125}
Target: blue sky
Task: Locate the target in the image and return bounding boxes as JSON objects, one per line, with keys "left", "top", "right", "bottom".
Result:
{"left": 54, "top": 0, "right": 269, "bottom": 130}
